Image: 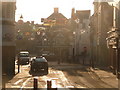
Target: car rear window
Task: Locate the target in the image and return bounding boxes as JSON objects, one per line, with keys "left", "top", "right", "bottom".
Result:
{"left": 35, "top": 58, "right": 47, "bottom": 62}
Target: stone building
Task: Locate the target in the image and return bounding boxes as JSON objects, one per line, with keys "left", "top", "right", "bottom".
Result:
{"left": 106, "top": 1, "right": 120, "bottom": 78}
{"left": 38, "top": 8, "right": 72, "bottom": 63}
{"left": 90, "top": 2, "right": 113, "bottom": 67}
{"left": 15, "top": 18, "right": 38, "bottom": 54}
{"left": 71, "top": 8, "right": 91, "bottom": 63}
{"left": 2, "top": 0, "right": 16, "bottom": 80}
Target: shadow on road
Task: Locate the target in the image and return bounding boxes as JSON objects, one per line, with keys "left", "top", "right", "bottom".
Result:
{"left": 50, "top": 65, "right": 89, "bottom": 77}
{"left": 29, "top": 70, "right": 48, "bottom": 77}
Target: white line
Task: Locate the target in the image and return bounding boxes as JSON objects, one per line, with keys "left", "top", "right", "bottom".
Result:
{"left": 53, "top": 70, "right": 70, "bottom": 88}
{"left": 11, "top": 86, "right": 20, "bottom": 88}
{"left": 14, "top": 79, "right": 23, "bottom": 85}
{"left": 20, "top": 78, "right": 31, "bottom": 90}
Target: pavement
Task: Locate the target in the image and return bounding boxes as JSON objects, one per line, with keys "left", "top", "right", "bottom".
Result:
{"left": 89, "top": 67, "right": 118, "bottom": 88}
{"left": 49, "top": 61, "right": 119, "bottom": 88}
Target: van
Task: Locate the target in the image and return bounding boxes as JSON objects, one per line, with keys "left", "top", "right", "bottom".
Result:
{"left": 18, "top": 51, "right": 30, "bottom": 65}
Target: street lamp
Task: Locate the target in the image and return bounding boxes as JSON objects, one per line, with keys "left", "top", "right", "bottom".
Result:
{"left": 43, "top": 38, "right": 47, "bottom": 41}
{"left": 73, "top": 31, "right": 76, "bottom": 35}
{"left": 75, "top": 18, "right": 81, "bottom": 62}
{"left": 36, "top": 31, "right": 41, "bottom": 35}
{"left": 72, "top": 31, "right": 76, "bottom": 62}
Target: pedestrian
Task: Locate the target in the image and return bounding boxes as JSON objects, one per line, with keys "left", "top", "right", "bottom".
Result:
{"left": 81, "top": 47, "right": 87, "bottom": 65}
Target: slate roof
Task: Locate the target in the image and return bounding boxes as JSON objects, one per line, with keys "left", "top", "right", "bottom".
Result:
{"left": 76, "top": 10, "right": 90, "bottom": 20}
{"left": 47, "top": 13, "right": 67, "bottom": 20}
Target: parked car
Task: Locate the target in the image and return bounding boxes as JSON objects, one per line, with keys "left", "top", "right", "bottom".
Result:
{"left": 29, "top": 56, "right": 48, "bottom": 75}
{"left": 17, "top": 51, "right": 30, "bottom": 65}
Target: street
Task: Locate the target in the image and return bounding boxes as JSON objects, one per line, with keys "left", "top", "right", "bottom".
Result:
{"left": 2, "top": 0, "right": 120, "bottom": 89}
{"left": 5, "top": 59, "right": 118, "bottom": 89}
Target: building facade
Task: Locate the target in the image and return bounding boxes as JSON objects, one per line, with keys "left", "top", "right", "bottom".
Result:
{"left": 71, "top": 9, "right": 91, "bottom": 64}
{"left": 2, "top": 0, "right": 16, "bottom": 78}
{"left": 106, "top": 1, "right": 120, "bottom": 78}
{"left": 90, "top": 2, "right": 113, "bottom": 67}
{"left": 38, "top": 8, "right": 72, "bottom": 63}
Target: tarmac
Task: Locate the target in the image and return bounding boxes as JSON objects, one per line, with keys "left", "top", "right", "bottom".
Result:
{"left": 89, "top": 67, "right": 119, "bottom": 88}
{"left": 15, "top": 60, "right": 119, "bottom": 89}
{"left": 48, "top": 61, "right": 119, "bottom": 88}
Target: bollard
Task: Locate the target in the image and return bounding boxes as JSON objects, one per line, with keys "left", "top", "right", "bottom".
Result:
{"left": 47, "top": 79, "right": 52, "bottom": 90}
{"left": 33, "top": 77, "right": 38, "bottom": 90}
{"left": 2, "top": 74, "right": 6, "bottom": 90}
{"left": 18, "top": 63, "right": 20, "bottom": 73}
{"left": 18, "top": 59, "right": 20, "bottom": 73}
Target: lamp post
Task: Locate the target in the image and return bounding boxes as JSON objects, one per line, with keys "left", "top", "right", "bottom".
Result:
{"left": 73, "top": 31, "right": 76, "bottom": 62}
{"left": 74, "top": 18, "right": 80, "bottom": 63}
{"left": 116, "top": 29, "right": 120, "bottom": 79}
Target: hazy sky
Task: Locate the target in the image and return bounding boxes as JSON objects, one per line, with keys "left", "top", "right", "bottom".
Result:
{"left": 15, "top": 0, "right": 94, "bottom": 24}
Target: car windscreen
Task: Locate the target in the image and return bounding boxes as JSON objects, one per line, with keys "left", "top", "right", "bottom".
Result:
{"left": 35, "top": 58, "right": 47, "bottom": 62}
{"left": 19, "top": 53, "right": 29, "bottom": 57}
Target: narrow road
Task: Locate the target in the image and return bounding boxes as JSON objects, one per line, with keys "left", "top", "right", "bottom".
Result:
{"left": 6, "top": 62, "right": 117, "bottom": 89}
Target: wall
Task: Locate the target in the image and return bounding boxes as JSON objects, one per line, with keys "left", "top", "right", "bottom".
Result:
{"left": 91, "top": 2, "right": 113, "bottom": 67}
{"left": 2, "top": 1, "right": 16, "bottom": 78}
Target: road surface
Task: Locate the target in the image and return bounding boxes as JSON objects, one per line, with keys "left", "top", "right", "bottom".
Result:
{"left": 6, "top": 61, "right": 118, "bottom": 89}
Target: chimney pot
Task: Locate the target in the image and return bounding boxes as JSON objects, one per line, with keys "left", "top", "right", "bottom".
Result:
{"left": 54, "top": 8, "right": 59, "bottom": 13}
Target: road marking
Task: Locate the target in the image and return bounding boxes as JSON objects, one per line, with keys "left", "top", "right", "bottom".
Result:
{"left": 51, "top": 79, "right": 57, "bottom": 88}
{"left": 14, "top": 79, "right": 23, "bottom": 85}
{"left": 39, "top": 76, "right": 49, "bottom": 88}
{"left": 66, "top": 86, "right": 74, "bottom": 88}
{"left": 11, "top": 86, "right": 20, "bottom": 88}
{"left": 20, "top": 78, "right": 31, "bottom": 90}
{"left": 53, "top": 70, "right": 71, "bottom": 88}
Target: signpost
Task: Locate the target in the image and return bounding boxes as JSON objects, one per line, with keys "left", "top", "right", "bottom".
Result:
{"left": 106, "top": 27, "right": 120, "bottom": 79}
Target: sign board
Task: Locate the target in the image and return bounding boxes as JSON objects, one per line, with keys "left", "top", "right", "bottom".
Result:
{"left": 2, "top": 25, "right": 15, "bottom": 44}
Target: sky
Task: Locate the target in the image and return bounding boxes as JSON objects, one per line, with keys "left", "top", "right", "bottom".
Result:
{"left": 15, "top": 0, "right": 94, "bottom": 24}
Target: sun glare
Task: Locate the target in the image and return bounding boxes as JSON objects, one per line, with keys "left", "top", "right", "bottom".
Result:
{"left": 15, "top": 0, "right": 94, "bottom": 23}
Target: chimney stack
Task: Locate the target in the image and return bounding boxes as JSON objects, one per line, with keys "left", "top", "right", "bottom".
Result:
{"left": 31, "top": 21, "right": 34, "bottom": 24}
{"left": 54, "top": 8, "right": 59, "bottom": 13}
{"left": 71, "top": 8, "right": 75, "bottom": 19}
